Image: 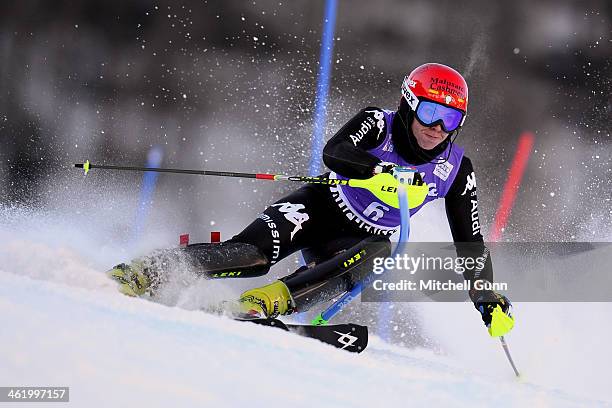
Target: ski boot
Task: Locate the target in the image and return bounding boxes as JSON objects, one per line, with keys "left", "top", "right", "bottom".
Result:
{"left": 107, "top": 261, "right": 159, "bottom": 297}
{"left": 237, "top": 280, "right": 295, "bottom": 318}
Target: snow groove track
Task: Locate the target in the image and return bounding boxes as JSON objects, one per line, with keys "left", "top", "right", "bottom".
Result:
{"left": 0, "top": 271, "right": 599, "bottom": 408}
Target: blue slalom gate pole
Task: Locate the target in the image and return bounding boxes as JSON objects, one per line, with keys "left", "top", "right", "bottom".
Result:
{"left": 308, "top": 0, "right": 338, "bottom": 175}
{"left": 131, "top": 145, "right": 164, "bottom": 244}
{"left": 295, "top": 0, "right": 338, "bottom": 323}
{"left": 376, "top": 183, "right": 411, "bottom": 340}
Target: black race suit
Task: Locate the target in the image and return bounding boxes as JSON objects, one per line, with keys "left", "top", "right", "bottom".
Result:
{"left": 154, "top": 107, "right": 493, "bottom": 311}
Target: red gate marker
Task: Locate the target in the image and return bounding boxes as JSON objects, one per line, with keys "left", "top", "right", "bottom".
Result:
{"left": 179, "top": 234, "right": 190, "bottom": 247}
{"left": 211, "top": 231, "right": 221, "bottom": 243}
{"left": 489, "top": 132, "right": 535, "bottom": 242}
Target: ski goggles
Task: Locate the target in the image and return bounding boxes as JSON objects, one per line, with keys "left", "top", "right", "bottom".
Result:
{"left": 414, "top": 100, "right": 465, "bottom": 133}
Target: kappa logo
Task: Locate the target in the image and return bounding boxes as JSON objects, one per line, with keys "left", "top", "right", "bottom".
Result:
{"left": 271, "top": 202, "right": 310, "bottom": 240}
{"left": 461, "top": 172, "right": 477, "bottom": 196}
{"left": 334, "top": 330, "right": 358, "bottom": 350}
{"left": 365, "top": 109, "right": 385, "bottom": 139}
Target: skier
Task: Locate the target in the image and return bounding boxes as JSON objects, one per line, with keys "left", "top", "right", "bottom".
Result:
{"left": 109, "top": 63, "right": 513, "bottom": 333}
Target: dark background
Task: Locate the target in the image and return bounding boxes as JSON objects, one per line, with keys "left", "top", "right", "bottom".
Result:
{"left": 1, "top": 0, "right": 610, "bottom": 243}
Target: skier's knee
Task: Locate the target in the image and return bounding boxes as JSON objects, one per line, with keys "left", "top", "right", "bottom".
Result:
{"left": 281, "top": 236, "right": 391, "bottom": 312}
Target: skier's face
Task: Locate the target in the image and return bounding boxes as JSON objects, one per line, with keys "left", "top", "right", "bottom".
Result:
{"left": 411, "top": 118, "right": 449, "bottom": 150}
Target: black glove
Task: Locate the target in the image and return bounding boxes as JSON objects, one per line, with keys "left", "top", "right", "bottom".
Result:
{"left": 470, "top": 286, "right": 513, "bottom": 330}
{"left": 372, "top": 161, "right": 397, "bottom": 175}
{"left": 373, "top": 162, "right": 424, "bottom": 187}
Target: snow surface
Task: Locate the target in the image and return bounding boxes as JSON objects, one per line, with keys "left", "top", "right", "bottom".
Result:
{"left": 1, "top": 202, "right": 611, "bottom": 407}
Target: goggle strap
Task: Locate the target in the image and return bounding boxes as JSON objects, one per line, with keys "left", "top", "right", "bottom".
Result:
{"left": 401, "top": 79, "right": 419, "bottom": 110}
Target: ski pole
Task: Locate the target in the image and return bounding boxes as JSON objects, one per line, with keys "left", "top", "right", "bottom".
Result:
{"left": 311, "top": 169, "right": 414, "bottom": 326}
{"left": 500, "top": 336, "right": 520, "bottom": 377}
{"left": 75, "top": 160, "right": 337, "bottom": 182}
{"left": 74, "top": 160, "right": 429, "bottom": 210}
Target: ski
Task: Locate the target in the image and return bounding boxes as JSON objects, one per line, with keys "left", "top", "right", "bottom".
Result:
{"left": 235, "top": 318, "right": 368, "bottom": 353}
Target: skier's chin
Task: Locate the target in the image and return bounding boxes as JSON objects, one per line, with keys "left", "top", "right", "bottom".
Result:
{"left": 415, "top": 137, "right": 445, "bottom": 151}
{"left": 411, "top": 123, "right": 448, "bottom": 151}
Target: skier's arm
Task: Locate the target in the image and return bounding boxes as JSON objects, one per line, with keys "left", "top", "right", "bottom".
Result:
{"left": 446, "top": 157, "right": 514, "bottom": 334}
{"left": 444, "top": 156, "right": 493, "bottom": 287}
{"left": 322, "top": 107, "right": 389, "bottom": 178}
